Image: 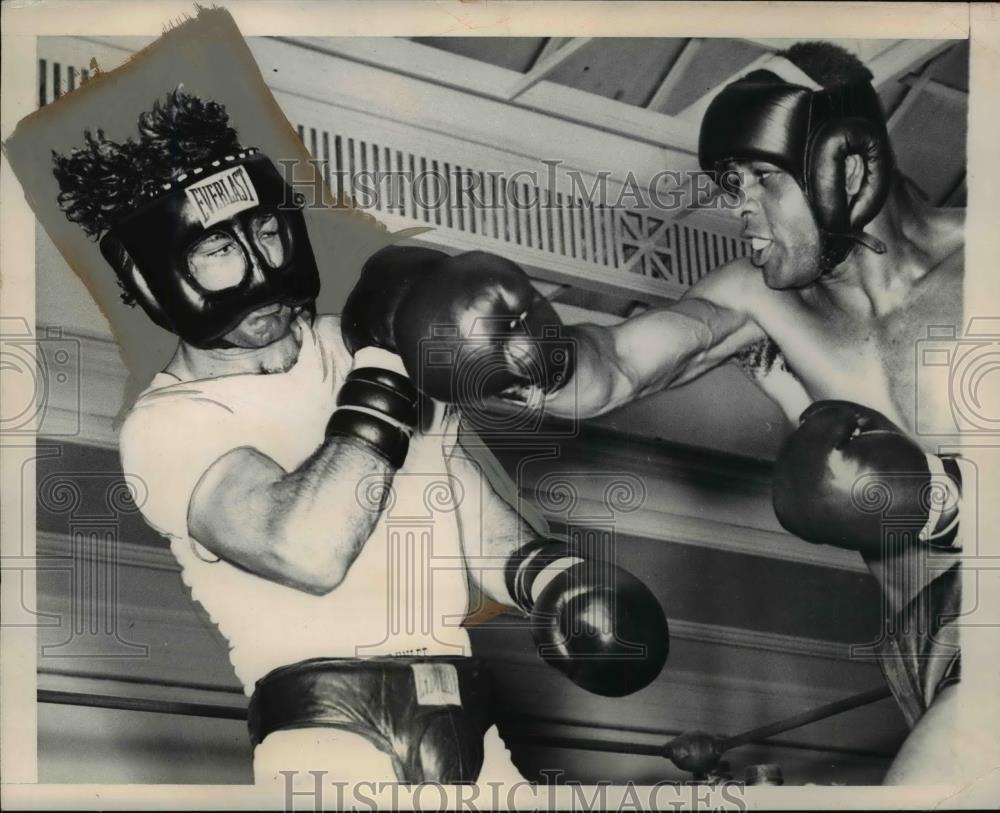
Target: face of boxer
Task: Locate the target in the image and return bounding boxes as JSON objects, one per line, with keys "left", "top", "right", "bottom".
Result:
{"left": 731, "top": 160, "right": 823, "bottom": 289}
{"left": 216, "top": 303, "right": 298, "bottom": 348}
{"left": 186, "top": 211, "right": 299, "bottom": 348}
{"left": 105, "top": 153, "right": 322, "bottom": 348}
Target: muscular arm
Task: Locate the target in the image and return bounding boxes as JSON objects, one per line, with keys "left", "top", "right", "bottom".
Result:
{"left": 444, "top": 434, "right": 543, "bottom": 610}
{"left": 188, "top": 438, "right": 393, "bottom": 596}
{"left": 545, "top": 260, "right": 767, "bottom": 418}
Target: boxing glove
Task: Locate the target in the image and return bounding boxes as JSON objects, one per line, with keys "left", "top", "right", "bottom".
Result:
{"left": 506, "top": 538, "right": 669, "bottom": 697}
{"left": 772, "top": 400, "right": 961, "bottom": 557}
{"left": 392, "top": 251, "right": 574, "bottom": 404}
{"left": 333, "top": 246, "right": 446, "bottom": 467}
{"left": 341, "top": 245, "right": 449, "bottom": 356}
{"left": 325, "top": 366, "right": 418, "bottom": 469}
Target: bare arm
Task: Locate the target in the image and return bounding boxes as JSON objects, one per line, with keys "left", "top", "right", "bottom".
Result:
{"left": 545, "top": 259, "right": 767, "bottom": 418}
{"left": 188, "top": 437, "right": 394, "bottom": 596}
{"left": 444, "top": 435, "right": 543, "bottom": 610}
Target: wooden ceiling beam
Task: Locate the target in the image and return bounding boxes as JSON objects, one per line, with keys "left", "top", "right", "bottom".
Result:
{"left": 867, "top": 40, "right": 956, "bottom": 88}
{"left": 737, "top": 39, "right": 898, "bottom": 63}
{"left": 530, "top": 37, "right": 570, "bottom": 70}
{"left": 674, "top": 52, "right": 776, "bottom": 122}
{"left": 284, "top": 37, "right": 698, "bottom": 153}
{"left": 676, "top": 39, "right": 958, "bottom": 128}
{"left": 888, "top": 56, "right": 940, "bottom": 131}
{"left": 508, "top": 37, "right": 594, "bottom": 101}
{"left": 899, "top": 74, "right": 967, "bottom": 105}
{"left": 646, "top": 38, "right": 703, "bottom": 111}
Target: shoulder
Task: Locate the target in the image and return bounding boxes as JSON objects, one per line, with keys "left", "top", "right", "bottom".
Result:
{"left": 684, "top": 257, "right": 769, "bottom": 311}
{"left": 310, "top": 313, "right": 353, "bottom": 373}
{"left": 120, "top": 382, "right": 238, "bottom": 460}
{"left": 929, "top": 209, "right": 965, "bottom": 271}
{"left": 313, "top": 312, "right": 342, "bottom": 335}
{"left": 310, "top": 313, "right": 345, "bottom": 349}
{"left": 125, "top": 377, "right": 237, "bottom": 420}
{"left": 912, "top": 202, "right": 964, "bottom": 268}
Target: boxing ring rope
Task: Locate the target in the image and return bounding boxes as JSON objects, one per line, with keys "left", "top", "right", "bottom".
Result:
{"left": 717, "top": 685, "right": 892, "bottom": 752}
{"left": 38, "top": 689, "right": 248, "bottom": 721}
{"left": 39, "top": 684, "right": 893, "bottom": 775}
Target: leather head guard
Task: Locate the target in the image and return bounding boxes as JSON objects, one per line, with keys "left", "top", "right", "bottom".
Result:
{"left": 699, "top": 62, "right": 893, "bottom": 269}
{"left": 100, "top": 149, "right": 320, "bottom": 347}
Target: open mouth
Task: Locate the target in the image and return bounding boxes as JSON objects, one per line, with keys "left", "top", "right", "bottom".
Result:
{"left": 749, "top": 237, "right": 773, "bottom": 267}
{"left": 250, "top": 303, "right": 284, "bottom": 319}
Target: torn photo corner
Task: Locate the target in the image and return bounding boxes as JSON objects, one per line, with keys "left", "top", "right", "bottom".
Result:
{"left": 4, "top": 5, "right": 394, "bottom": 414}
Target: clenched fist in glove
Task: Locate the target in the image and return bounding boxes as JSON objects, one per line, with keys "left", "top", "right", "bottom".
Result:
{"left": 343, "top": 246, "right": 573, "bottom": 405}
{"left": 772, "top": 400, "right": 961, "bottom": 558}
{"left": 341, "top": 245, "right": 447, "bottom": 356}
{"left": 505, "top": 538, "right": 669, "bottom": 697}
{"left": 332, "top": 247, "right": 450, "bottom": 468}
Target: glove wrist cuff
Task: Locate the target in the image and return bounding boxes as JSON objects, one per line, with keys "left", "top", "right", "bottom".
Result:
{"left": 506, "top": 538, "right": 580, "bottom": 610}
{"left": 354, "top": 346, "right": 408, "bottom": 377}
{"left": 920, "top": 454, "right": 963, "bottom": 545}
{"left": 326, "top": 366, "right": 420, "bottom": 469}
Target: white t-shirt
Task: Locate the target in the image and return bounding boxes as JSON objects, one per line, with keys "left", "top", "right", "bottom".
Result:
{"left": 120, "top": 315, "right": 474, "bottom": 694}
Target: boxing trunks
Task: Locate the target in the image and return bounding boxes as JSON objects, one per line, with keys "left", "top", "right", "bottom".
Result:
{"left": 866, "top": 455, "right": 965, "bottom": 728}
{"left": 248, "top": 656, "right": 493, "bottom": 784}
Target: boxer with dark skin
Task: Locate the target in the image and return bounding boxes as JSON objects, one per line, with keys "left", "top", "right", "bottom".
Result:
{"left": 533, "top": 43, "right": 967, "bottom": 784}
{"left": 544, "top": 54, "right": 963, "bottom": 444}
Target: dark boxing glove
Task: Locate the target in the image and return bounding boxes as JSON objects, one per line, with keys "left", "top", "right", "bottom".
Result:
{"left": 392, "top": 251, "right": 574, "bottom": 404}
{"left": 341, "top": 245, "right": 449, "bottom": 356}
{"left": 506, "top": 538, "right": 669, "bottom": 697}
{"left": 332, "top": 246, "right": 445, "bottom": 467}
{"left": 325, "top": 365, "right": 418, "bottom": 469}
{"left": 772, "top": 400, "right": 961, "bottom": 558}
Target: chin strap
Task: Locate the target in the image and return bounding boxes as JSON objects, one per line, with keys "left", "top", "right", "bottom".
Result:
{"left": 852, "top": 232, "right": 887, "bottom": 254}
{"left": 819, "top": 230, "right": 888, "bottom": 271}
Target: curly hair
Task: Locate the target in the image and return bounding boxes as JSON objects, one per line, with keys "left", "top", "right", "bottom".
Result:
{"left": 137, "top": 86, "right": 240, "bottom": 171}
{"left": 776, "top": 41, "right": 874, "bottom": 88}
{"left": 52, "top": 86, "right": 243, "bottom": 240}
{"left": 52, "top": 130, "right": 149, "bottom": 240}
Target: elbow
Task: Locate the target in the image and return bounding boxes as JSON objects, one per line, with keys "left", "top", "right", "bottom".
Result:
{"left": 267, "top": 528, "right": 351, "bottom": 597}
{"left": 289, "top": 555, "right": 348, "bottom": 596}
{"left": 295, "top": 572, "right": 344, "bottom": 597}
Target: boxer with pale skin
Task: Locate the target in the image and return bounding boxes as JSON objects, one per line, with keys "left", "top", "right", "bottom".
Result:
{"left": 53, "top": 89, "right": 668, "bottom": 788}
{"left": 533, "top": 43, "right": 968, "bottom": 785}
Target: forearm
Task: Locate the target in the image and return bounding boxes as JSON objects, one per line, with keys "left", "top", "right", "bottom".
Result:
{"left": 545, "top": 308, "right": 717, "bottom": 419}
{"left": 194, "top": 352, "right": 418, "bottom": 595}
{"left": 445, "top": 444, "right": 540, "bottom": 609}
{"left": 543, "top": 323, "right": 637, "bottom": 419}
{"left": 264, "top": 435, "right": 395, "bottom": 592}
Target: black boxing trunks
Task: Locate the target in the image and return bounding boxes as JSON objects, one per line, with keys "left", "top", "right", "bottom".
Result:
{"left": 875, "top": 563, "right": 961, "bottom": 728}
{"left": 863, "top": 455, "right": 964, "bottom": 728}
{"left": 247, "top": 656, "right": 493, "bottom": 784}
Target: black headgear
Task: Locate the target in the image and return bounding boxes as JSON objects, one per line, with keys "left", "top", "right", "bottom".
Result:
{"left": 100, "top": 149, "right": 320, "bottom": 347}
{"left": 699, "top": 65, "right": 893, "bottom": 268}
